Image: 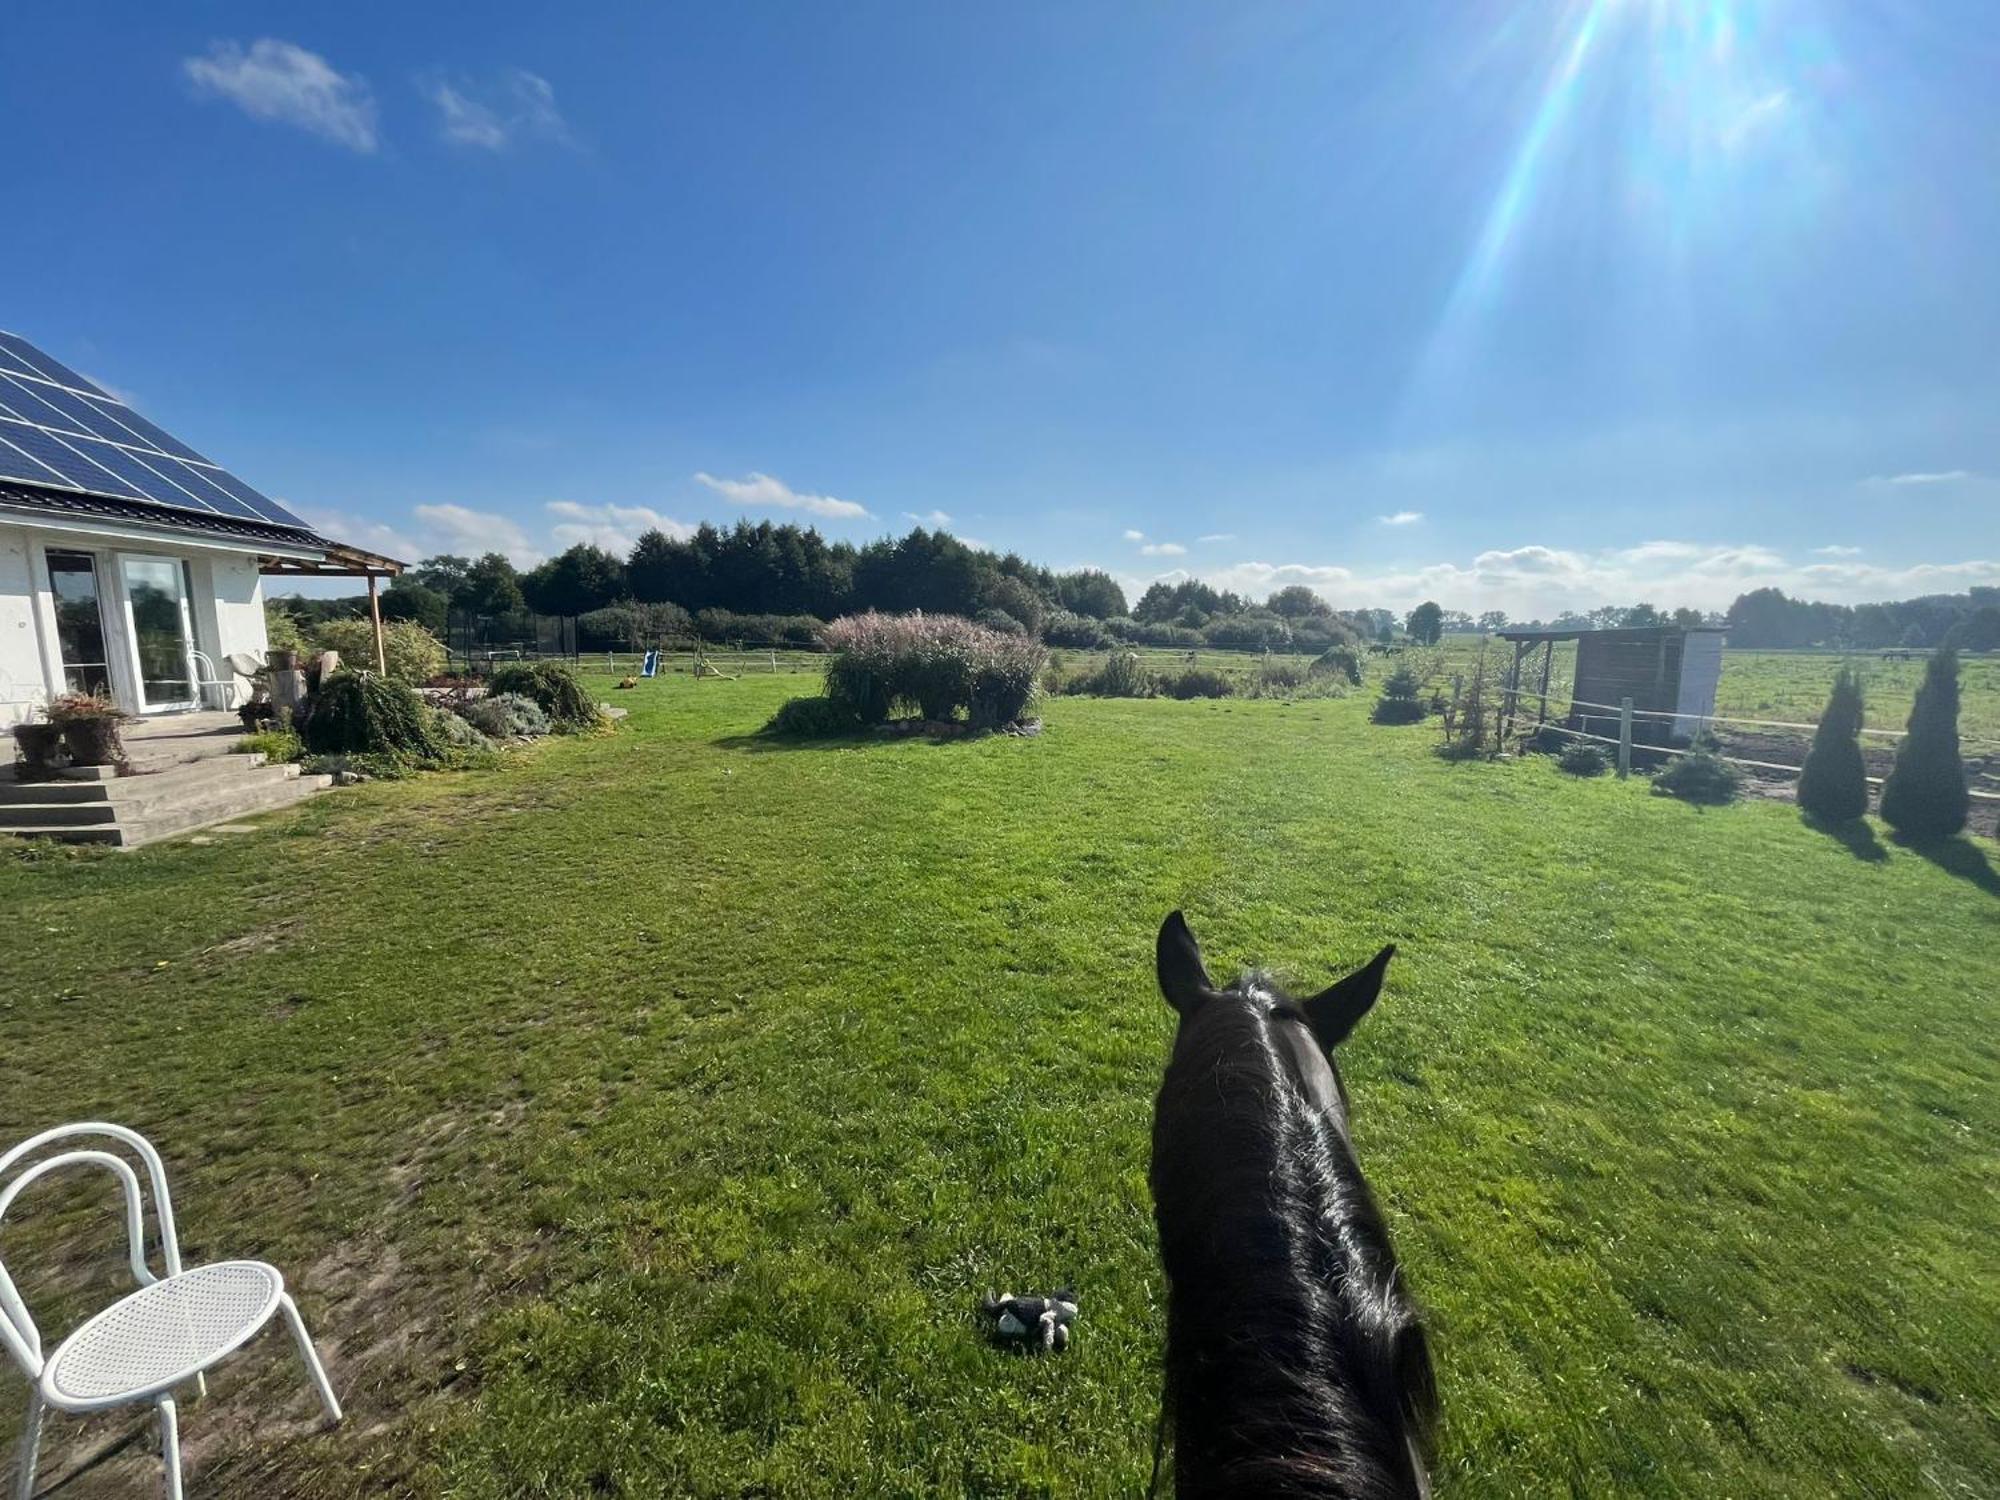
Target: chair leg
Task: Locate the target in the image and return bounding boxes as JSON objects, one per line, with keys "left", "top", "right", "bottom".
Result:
{"left": 12, "top": 1389, "right": 42, "bottom": 1500}
{"left": 156, "top": 1396, "right": 182, "bottom": 1500}
{"left": 277, "top": 1293, "right": 343, "bottom": 1426}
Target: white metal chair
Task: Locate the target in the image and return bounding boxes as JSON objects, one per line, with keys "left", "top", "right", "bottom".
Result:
{"left": 1, "top": 1124, "right": 342, "bottom": 1500}
{"left": 187, "top": 651, "right": 261, "bottom": 712}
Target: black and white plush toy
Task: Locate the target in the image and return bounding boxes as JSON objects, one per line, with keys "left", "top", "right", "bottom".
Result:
{"left": 980, "top": 1288, "right": 1078, "bottom": 1352}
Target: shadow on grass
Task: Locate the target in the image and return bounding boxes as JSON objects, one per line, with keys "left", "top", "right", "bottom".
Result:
{"left": 714, "top": 727, "right": 1027, "bottom": 754}
{"left": 1802, "top": 814, "right": 1888, "bottom": 864}
{"left": 1893, "top": 832, "right": 2000, "bottom": 897}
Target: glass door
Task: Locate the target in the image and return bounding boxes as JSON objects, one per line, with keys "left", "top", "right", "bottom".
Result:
{"left": 119, "top": 555, "right": 197, "bottom": 711}
{"left": 45, "top": 550, "right": 113, "bottom": 697}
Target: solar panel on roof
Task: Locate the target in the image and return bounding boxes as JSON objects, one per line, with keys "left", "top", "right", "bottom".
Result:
{"left": 0, "top": 330, "right": 314, "bottom": 532}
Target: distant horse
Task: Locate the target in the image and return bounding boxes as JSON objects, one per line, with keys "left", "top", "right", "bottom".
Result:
{"left": 1150, "top": 912, "right": 1435, "bottom": 1498}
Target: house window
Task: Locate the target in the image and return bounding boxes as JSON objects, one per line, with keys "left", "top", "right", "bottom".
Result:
{"left": 45, "top": 550, "right": 112, "bottom": 697}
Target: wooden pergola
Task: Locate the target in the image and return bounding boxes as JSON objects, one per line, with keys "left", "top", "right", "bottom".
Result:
{"left": 257, "top": 541, "right": 407, "bottom": 674}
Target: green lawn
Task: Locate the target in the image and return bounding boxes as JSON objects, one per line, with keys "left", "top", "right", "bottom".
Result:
{"left": 2, "top": 676, "right": 1995, "bottom": 1497}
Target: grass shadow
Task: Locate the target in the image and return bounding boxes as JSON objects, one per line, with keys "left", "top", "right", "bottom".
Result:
{"left": 1893, "top": 832, "right": 2000, "bottom": 897}
{"left": 1802, "top": 813, "right": 1889, "bottom": 864}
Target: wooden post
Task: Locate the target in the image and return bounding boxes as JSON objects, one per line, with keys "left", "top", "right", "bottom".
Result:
{"left": 366, "top": 573, "right": 387, "bottom": 674}
{"left": 1537, "top": 641, "right": 1555, "bottom": 726}
{"left": 1617, "top": 696, "right": 1633, "bottom": 779}
{"left": 770, "top": 650, "right": 778, "bottom": 674}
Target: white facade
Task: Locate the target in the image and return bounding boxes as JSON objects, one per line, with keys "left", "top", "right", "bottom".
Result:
{"left": 1670, "top": 630, "right": 1727, "bottom": 741}
{"left": 0, "top": 513, "right": 311, "bottom": 729}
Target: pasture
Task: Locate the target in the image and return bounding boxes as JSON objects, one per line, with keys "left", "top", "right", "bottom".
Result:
{"left": 1, "top": 672, "right": 1995, "bottom": 1497}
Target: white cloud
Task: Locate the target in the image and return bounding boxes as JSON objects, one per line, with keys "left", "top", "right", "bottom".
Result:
{"left": 694, "top": 471, "right": 871, "bottom": 520}
{"left": 903, "top": 509, "right": 953, "bottom": 526}
{"left": 1719, "top": 88, "right": 1791, "bottom": 152}
{"left": 1813, "top": 544, "right": 1863, "bottom": 557}
{"left": 1160, "top": 541, "right": 2000, "bottom": 619}
{"left": 1197, "top": 532, "right": 1236, "bottom": 544}
{"left": 1881, "top": 469, "right": 1973, "bottom": 486}
{"left": 1123, "top": 528, "right": 1145, "bottom": 541}
{"left": 1379, "top": 510, "right": 1425, "bottom": 526}
{"left": 184, "top": 39, "right": 378, "bottom": 152}
{"left": 546, "top": 500, "right": 691, "bottom": 555}
{"left": 411, "top": 502, "right": 541, "bottom": 569}
{"left": 1139, "top": 541, "right": 1187, "bottom": 557}
{"left": 426, "top": 68, "right": 574, "bottom": 151}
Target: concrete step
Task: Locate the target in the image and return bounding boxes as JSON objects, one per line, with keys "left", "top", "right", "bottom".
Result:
{"left": 120, "top": 773, "right": 333, "bottom": 847}
{"left": 0, "top": 754, "right": 270, "bottom": 805}
{"left": 3, "top": 768, "right": 333, "bottom": 848}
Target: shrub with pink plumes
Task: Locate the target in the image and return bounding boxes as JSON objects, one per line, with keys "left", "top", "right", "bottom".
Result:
{"left": 821, "top": 611, "right": 1045, "bottom": 727}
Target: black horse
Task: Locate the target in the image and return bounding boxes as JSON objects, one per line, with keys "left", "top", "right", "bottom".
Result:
{"left": 1150, "top": 911, "right": 1435, "bottom": 1498}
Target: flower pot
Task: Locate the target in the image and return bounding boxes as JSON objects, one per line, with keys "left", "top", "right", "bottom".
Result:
{"left": 60, "top": 717, "right": 125, "bottom": 767}
{"left": 11, "top": 722, "right": 66, "bottom": 773}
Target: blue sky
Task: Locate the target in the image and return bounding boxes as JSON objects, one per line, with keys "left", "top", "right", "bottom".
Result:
{"left": 4, "top": 2, "right": 1996, "bottom": 615}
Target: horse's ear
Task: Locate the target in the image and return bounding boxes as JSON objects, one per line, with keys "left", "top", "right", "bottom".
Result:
{"left": 1302, "top": 944, "right": 1395, "bottom": 1050}
{"left": 1157, "top": 911, "right": 1219, "bottom": 1015}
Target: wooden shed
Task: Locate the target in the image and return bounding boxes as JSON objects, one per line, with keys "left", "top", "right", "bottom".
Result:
{"left": 1496, "top": 625, "right": 1726, "bottom": 747}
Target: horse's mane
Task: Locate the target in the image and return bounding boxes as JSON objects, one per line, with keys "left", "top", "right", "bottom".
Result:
{"left": 1151, "top": 980, "right": 1436, "bottom": 1498}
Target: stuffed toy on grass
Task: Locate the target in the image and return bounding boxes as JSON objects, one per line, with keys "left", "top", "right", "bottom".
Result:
{"left": 980, "top": 1288, "right": 1078, "bottom": 1352}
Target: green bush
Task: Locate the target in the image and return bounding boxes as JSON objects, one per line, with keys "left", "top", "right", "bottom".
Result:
{"left": 1879, "top": 648, "right": 1968, "bottom": 839}
{"left": 1258, "top": 660, "right": 1306, "bottom": 692}
{"left": 462, "top": 692, "right": 550, "bottom": 739}
{"left": 1066, "top": 650, "right": 1154, "bottom": 698}
{"left": 312, "top": 618, "right": 447, "bottom": 684}
{"left": 1797, "top": 667, "right": 1869, "bottom": 823}
{"left": 264, "top": 604, "right": 309, "bottom": 659}
{"left": 1160, "top": 667, "right": 1234, "bottom": 700}
{"left": 1653, "top": 747, "right": 1741, "bottom": 805}
{"left": 487, "top": 661, "right": 600, "bottom": 731}
{"left": 429, "top": 707, "right": 493, "bottom": 752}
{"left": 765, "top": 695, "right": 863, "bottom": 738}
{"left": 233, "top": 728, "right": 302, "bottom": 763}
{"left": 974, "top": 607, "right": 1026, "bottom": 637}
{"left": 300, "top": 672, "right": 441, "bottom": 758}
{"left": 1371, "top": 665, "right": 1427, "bottom": 724}
{"left": 821, "top": 612, "right": 1047, "bottom": 724}
{"left": 1042, "top": 611, "right": 1111, "bottom": 650}
{"left": 1558, "top": 741, "right": 1609, "bottom": 777}
{"left": 1311, "top": 645, "right": 1363, "bottom": 686}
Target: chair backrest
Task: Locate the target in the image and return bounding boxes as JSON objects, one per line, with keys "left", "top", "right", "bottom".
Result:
{"left": 0, "top": 1125, "right": 184, "bottom": 1377}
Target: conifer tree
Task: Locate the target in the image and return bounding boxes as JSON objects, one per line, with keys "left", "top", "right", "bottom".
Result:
{"left": 1797, "top": 667, "right": 1869, "bottom": 823}
{"left": 1879, "top": 648, "right": 1968, "bottom": 839}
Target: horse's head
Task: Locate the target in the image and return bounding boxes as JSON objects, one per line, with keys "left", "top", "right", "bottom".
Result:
{"left": 1155, "top": 909, "right": 1394, "bottom": 1124}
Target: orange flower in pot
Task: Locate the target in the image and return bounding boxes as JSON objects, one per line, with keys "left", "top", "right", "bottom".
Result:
{"left": 43, "top": 691, "right": 129, "bottom": 768}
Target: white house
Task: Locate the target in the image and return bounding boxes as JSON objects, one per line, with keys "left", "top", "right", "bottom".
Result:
{"left": 0, "top": 330, "right": 400, "bottom": 729}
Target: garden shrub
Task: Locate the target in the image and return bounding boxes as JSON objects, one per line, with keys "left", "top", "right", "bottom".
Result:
{"left": 1371, "top": 665, "right": 1427, "bottom": 724}
{"left": 488, "top": 661, "right": 600, "bottom": 730}
{"left": 1558, "top": 741, "right": 1609, "bottom": 777}
{"left": 1311, "top": 645, "right": 1363, "bottom": 686}
{"left": 1259, "top": 660, "right": 1306, "bottom": 692}
{"left": 264, "top": 604, "right": 309, "bottom": 659}
{"left": 1160, "top": 667, "right": 1234, "bottom": 700}
{"left": 1797, "top": 667, "right": 1869, "bottom": 823}
{"left": 765, "top": 695, "right": 862, "bottom": 738}
{"left": 821, "top": 611, "right": 1048, "bottom": 724}
{"left": 1066, "top": 649, "right": 1154, "bottom": 698}
{"left": 1102, "top": 617, "right": 1203, "bottom": 649}
{"left": 1653, "top": 746, "right": 1741, "bottom": 805}
{"left": 1879, "top": 648, "right": 1968, "bottom": 839}
{"left": 1042, "top": 610, "right": 1111, "bottom": 650}
{"left": 233, "top": 728, "right": 302, "bottom": 763}
{"left": 1202, "top": 612, "right": 1293, "bottom": 652}
{"left": 461, "top": 692, "right": 550, "bottom": 739}
{"left": 975, "top": 608, "right": 1026, "bottom": 636}
{"left": 429, "top": 707, "right": 493, "bottom": 752}
{"left": 312, "top": 618, "right": 447, "bottom": 684}
{"left": 300, "top": 671, "right": 441, "bottom": 758}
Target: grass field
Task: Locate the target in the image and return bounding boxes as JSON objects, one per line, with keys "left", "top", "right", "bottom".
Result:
{"left": 2, "top": 675, "right": 1996, "bottom": 1497}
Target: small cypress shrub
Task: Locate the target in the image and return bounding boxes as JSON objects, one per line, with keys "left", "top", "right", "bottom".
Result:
{"left": 1557, "top": 741, "right": 1608, "bottom": 777}
{"left": 1653, "top": 746, "right": 1741, "bottom": 805}
{"left": 300, "top": 672, "right": 441, "bottom": 758}
{"left": 1878, "top": 648, "right": 1968, "bottom": 839}
{"left": 1797, "top": 668, "right": 1869, "bottom": 823}
{"left": 487, "top": 662, "right": 600, "bottom": 730}
{"left": 1371, "top": 665, "right": 1427, "bottom": 724}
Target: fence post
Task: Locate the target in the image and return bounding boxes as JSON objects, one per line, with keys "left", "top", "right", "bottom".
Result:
{"left": 770, "top": 650, "right": 778, "bottom": 674}
{"left": 1617, "top": 697, "right": 1633, "bottom": 778}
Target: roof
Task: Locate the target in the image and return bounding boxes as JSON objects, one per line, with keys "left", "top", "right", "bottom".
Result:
{"left": 0, "top": 479, "right": 403, "bottom": 575}
{"left": 0, "top": 329, "right": 311, "bottom": 534}
{"left": 1496, "top": 625, "right": 1728, "bottom": 643}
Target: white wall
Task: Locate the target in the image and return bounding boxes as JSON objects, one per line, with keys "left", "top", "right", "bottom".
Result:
{"left": 1672, "top": 632, "right": 1725, "bottom": 741}
{"left": 187, "top": 553, "right": 270, "bottom": 706}
{"left": 0, "top": 524, "right": 45, "bottom": 728}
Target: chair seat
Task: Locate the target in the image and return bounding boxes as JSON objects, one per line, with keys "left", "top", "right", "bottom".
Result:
{"left": 41, "top": 1261, "right": 284, "bottom": 1410}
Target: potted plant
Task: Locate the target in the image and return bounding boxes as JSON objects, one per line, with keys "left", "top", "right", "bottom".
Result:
{"left": 44, "top": 691, "right": 128, "bottom": 767}
{"left": 10, "top": 715, "right": 67, "bottom": 776}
